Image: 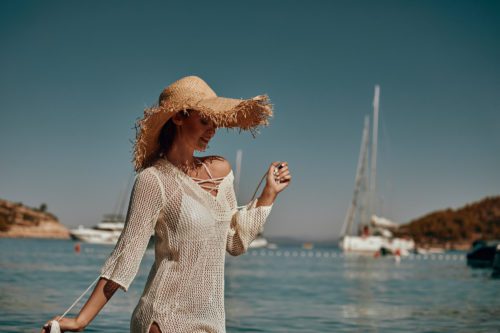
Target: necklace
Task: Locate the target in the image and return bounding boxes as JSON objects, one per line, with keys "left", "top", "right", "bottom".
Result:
{"left": 168, "top": 157, "right": 203, "bottom": 176}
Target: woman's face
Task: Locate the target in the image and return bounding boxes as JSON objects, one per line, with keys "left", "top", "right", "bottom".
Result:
{"left": 175, "top": 110, "right": 217, "bottom": 151}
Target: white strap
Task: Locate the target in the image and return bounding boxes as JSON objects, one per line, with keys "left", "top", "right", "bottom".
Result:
{"left": 57, "top": 212, "right": 161, "bottom": 321}
{"left": 201, "top": 162, "right": 214, "bottom": 179}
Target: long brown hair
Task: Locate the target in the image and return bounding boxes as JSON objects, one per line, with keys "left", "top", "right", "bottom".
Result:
{"left": 158, "top": 110, "right": 190, "bottom": 155}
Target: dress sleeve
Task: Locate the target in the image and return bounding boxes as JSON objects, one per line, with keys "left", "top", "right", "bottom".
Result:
{"left": 99, "top": 168, "right": 164, "bottom": 291}
{"left": 225, "top": 181, "right": 273, "bottom": 256}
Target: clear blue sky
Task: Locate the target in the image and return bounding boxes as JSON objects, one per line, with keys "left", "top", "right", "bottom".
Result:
{"left": 1, "top": 0, "right": 499, "bottom": 241}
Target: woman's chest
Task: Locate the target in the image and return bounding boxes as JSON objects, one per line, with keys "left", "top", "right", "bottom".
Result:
{"left": 156, "top": 192, "right": 232, "bottom": 242}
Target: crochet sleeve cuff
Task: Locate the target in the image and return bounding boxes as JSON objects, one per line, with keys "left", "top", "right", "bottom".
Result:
{"left": 99, "top": 168, "right": 163, "bottom": 291}
{"left": 226, "top": 197, "right": 273, "bottom": 256}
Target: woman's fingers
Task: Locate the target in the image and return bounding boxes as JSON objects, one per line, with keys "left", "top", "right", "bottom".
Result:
{"left": 41, "top": 322, "right": 51, "bottom": 333}
{"left": 271, "top": 161, "right": 287, "bottom": 169}
{"left": 276, "top": 169, "right": 290, "bottom": 180}
{"left": 42, "top": 317, "right": 62, "bottom": 333}
{"left": 269, "top": 162, "right": 282, "bottom": 177}
{"left": 270, "top": 161, "right": 281, "bottom": 170}
{"left": 275, "top": 170, "right": 291, "bottom": 185}
{"left": 267, "top": 161, "right": 291, "bottom": 190}
{"left": 278, "top": 169, "right": 289, "bottom": 177}
{"left": 277, "top": 165, "right": 289, "bottom": 175}
{"left": 278, "top": 174, "right": 292, "bottom": 183}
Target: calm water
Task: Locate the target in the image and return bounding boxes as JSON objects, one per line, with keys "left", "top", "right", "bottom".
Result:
{"left": 0, "top": 239, "right": 498, "bottom": 333}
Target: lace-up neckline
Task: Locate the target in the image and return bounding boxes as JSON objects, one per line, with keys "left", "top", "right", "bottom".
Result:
{"left": 161, "top": 157, "right": 232, "bottom": 199}
{"left": 190, "top": 162, "right": 226, "bottom": 197}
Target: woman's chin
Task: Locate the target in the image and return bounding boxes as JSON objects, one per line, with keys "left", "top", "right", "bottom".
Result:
{"left": 196, "top": 143, "right": 209, "bottom": 152}
{"left": 194, "top": 137, "right": 212, "bottom": 151}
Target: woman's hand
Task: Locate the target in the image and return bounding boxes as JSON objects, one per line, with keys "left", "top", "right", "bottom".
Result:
{"left": 41, "top": 316, "right": 85, "bottom": 333}
{"left": 259, "top": 161, "right": 291, "bottom": 204}
{"left": 268, "top": 161, "right": 291, "bottom": 193}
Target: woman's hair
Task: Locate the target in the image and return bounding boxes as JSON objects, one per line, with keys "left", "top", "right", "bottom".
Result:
{"left": 158, "top": 110, "right": 191, "bottom": 155}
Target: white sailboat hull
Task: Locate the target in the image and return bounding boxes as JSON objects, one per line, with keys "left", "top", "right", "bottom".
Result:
{"left": 340, "top": 235, "right": 415, "bottom": 255}
{"left": 70, "top": 226, "right": 122, "bottom": 245}
{"left": 249, "top": 236, "right": 268, "bottom": 248}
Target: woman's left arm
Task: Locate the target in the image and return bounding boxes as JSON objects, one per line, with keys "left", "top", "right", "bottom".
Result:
{"left": 226, "top": 161, "right": 291, "bottom": 256}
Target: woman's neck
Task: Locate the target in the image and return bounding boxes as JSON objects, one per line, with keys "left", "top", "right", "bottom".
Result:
{"left": 165, "top": 144, "right": 198, "bottom": 171}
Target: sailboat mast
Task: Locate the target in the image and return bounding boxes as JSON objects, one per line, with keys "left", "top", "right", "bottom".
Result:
{"left": 360, "top": 137, "right": 370, "bottom": 227}
{"left": 340, "top": 115, "right": 370, "bottom": 237}
{"left": 369, "top": 85, "right": 380, "bottom": 221}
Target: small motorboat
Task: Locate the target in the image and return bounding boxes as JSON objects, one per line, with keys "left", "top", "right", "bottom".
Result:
{"left": 466, "top": 240, "right": 500, "bottom": 268}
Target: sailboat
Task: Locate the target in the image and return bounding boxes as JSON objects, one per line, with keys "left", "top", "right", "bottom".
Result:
{"left": 338, "top": 86, "right": 415, "bottom": 255}
{"left": 233, "top": 149, "right": 271, "bottom": 249}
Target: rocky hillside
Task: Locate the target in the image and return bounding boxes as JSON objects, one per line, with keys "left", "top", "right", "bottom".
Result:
{"left": 396, "top": 196, "right": 500, "bottom": 249}
{"left": 0, "top": 199, "right": 69, "bottom": 239}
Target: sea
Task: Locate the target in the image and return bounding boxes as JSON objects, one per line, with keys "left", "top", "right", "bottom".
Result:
{"left": 0, "top": 238, "right": 498, "bottom": 333}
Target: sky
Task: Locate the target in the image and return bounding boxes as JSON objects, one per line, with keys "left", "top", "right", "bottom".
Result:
{"left": 1, "top": 0, "right": 499, "bottom": 241}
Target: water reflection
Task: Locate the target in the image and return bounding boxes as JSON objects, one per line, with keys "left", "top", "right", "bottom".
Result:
{"left": 1, "top": 239, "right": 499, "bottom": 332}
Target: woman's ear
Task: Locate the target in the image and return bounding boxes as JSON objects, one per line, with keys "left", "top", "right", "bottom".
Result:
{"left": 172, "top": 112, "right": 184, "bottom": 126}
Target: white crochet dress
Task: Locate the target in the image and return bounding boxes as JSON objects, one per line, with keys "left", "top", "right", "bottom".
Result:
{"left": 99, "top": 157, "right": 273, "bottom": 333}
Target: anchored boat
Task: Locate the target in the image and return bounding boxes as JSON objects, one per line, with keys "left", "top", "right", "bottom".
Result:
{"left": 70, "top": 214, "right": 124, "bottom": 244}
{"left": 70, "top": 174, "right": 134, "bottom": 245}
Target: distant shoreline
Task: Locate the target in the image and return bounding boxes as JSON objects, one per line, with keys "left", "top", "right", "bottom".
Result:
{"left": 0, "top": 220, "right": 70, "bottom": 239}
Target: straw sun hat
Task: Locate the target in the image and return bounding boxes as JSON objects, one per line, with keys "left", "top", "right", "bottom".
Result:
{"left": 133, "top": 76, "right": 273, "bottom": 171}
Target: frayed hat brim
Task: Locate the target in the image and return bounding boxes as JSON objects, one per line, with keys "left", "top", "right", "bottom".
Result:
{"left": 133, "top": 94, "right": 272, "bottom": 171}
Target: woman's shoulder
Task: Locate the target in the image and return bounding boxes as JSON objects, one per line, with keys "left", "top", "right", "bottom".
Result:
{"left": 199, "top": 155, "right": 232, "bottom": 178}
{"left": 140, "top": 160, "right": 176, "bottom": 182}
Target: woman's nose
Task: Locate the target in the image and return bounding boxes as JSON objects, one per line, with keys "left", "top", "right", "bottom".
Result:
{"left": 208, "top": 121, "right": 217, "bottom": 133}
{"left": 208, "top": 126, "right": 216, "bottom": 136}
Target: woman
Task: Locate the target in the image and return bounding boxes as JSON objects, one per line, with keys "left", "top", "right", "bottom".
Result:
{"left": 42, "top": 76, "right": 291, "bottom": 333}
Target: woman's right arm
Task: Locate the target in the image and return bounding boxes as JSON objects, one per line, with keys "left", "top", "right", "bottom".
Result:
{"left": 42, "top": 168, "right": 166, "bottom": 332}
{"left": 41, "top": 278, "right": 120, "bottom": 332}
{"left": 76, "top": 277, "right": 121, "bottom": 328}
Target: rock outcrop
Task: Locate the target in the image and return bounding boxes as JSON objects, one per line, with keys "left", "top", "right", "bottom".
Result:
{"left": 0, "top": 199, "right": 70, "bottom": 239}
